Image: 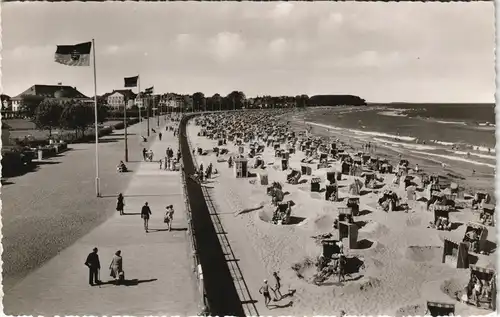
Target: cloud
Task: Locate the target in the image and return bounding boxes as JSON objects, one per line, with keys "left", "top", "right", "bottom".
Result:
{"left": 314, "top": 50, "right": 404, "bottom": 69}
{"left": 0, "top": 2, "right": 494, "bottom": 102}
{"left": 208, "top": 32, "right": 246, "bottom": 61}
{"left": 104, "top": 45, "right": 120, "bottom": 55}
{"left": 268, "top": 38, "right": 287, "bottom": 57}
{"left": 269, "top": 3, "right": 294, "bottom": 20}
{"left": 173, "top": 33, "right": 194, "bottom": 50}
{"left": 317, "top": 12, "right": 344, "bottom": 34}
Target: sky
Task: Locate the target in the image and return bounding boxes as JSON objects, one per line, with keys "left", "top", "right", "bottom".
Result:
{"left": 1, "top": 2, "right": 495, "bottom": 103}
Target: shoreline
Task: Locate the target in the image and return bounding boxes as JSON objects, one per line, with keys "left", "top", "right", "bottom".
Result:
{"left": 284, "top": 111, "right": 495, "bottom": 199}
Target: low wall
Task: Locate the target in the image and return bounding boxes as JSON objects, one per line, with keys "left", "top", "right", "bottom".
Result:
{"left": 178, "top": 113, "right": 245, "bottom": 316}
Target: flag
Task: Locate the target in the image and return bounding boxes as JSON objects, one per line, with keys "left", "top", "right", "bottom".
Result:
{"left": 124, "top": 76, "right": 139, "bottom": 88}
{"left": 145, "top": 86, "right": 154, "bottom": 94}
{"left": 54, "top": 42, "right": 92, "bottom": 66}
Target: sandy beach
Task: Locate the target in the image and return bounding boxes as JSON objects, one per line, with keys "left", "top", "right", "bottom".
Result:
{"left": 184, "top": 109, "right": 496, "bottom": 316}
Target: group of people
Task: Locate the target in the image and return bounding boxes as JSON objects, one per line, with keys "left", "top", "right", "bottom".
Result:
{"left": 258, "top": 272, "right": 284, "bottom": 307}
{"left": 159, "top": 147, "right": 181, "bottom": 171}
{"left": 463, "top": 275, "right": 494, "bottom": 307}
{"left": 190, "top": 161, "right": 216, "bottom": 184}
{"left": 116, "top": 195, "right": 176, "bottom": 233}
{"left": 84, "top": 247, "right": 124, "bottom": 286}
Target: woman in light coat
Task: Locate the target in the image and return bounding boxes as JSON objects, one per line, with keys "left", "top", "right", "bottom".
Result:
{"left": 109, "top": 250, "right": 123, "bottom": 284}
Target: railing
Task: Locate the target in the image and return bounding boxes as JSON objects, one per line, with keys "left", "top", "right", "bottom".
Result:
{"left": 178, "top": 114, "right": 244, "bottom": 316}
{"left": 179, "top": 131, "right": 209, "bottom": 314}
{"left": 184, "top": 113, "right": 259, "bottom": 316}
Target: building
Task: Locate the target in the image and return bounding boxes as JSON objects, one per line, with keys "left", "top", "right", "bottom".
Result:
{"left": 101, "top": 89, "right": 137, "bottom": 110}
{"left": 159, "top": 93, "right": 192, "bottom": 110}
{"left": 10, "top": 84, "right": 90, "bottom": 112}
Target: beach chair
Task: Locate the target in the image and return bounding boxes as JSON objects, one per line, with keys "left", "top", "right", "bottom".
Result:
{"left": 346, "top": 198, "right": 360, "bottom": 216}
{"left": 321, "top": 239, "right": 341, "bottom": 259}
{"left": 480, "top": 204, "right": 495, "bottom": 226}
{"left": 281, "top": 159, "right": 289, "bottom": 171}
{"left": 432, "top": 205, "right": 451, "bottom": 230}
{"left": 310, "top": 177, "right": 321, "bottom": 192}
{"left": 442, "top": 238, "right": 469, "bottom": 269}
{"left": 338, "top": 207, "right": 353, "bottom": 223}
{"left": 338, "top": 221, "right": 358, "bottom": 249}
{"left": 426, "top": 301, "right": 455, "bottom": 317}
{"left": 362, "top": 172, "right": 375, "bottom": 188}
{"left": 465, "top": 265, "right": 496, "bottom": 310}
{"left": 287, "top": 170, "right": 301, "bottom": 185}
{"left": 325, "top": 184, "right": 338, "bottom": 202}
{"left": 462, "top": 222, "right": 488, "bottom": 254}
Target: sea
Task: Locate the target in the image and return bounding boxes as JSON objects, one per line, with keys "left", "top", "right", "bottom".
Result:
{"left": 301, "top": 103, "right": 496, "bottom": 170}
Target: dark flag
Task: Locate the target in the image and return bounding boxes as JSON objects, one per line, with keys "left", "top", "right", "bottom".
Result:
{"left": 145, "top": 86, "right": 154, "bottom": 94}
{"left": 54, "top": 42, "right": 92, "bottom": 67}
{"left": 124, "top": 76, "right": 139, "bottom": 88}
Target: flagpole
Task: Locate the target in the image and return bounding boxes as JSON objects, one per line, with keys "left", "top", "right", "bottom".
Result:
{"left": 92, "top": 39, "right": 101, "bottom": 197}
{"left": 156, "top": 95, "right": 160, "bottom": 127}
{"left": 138, "top": 76, "right": 142, "bottom": 123}
{"left": 147, "top": 95, "right": 150, "bottom": 137}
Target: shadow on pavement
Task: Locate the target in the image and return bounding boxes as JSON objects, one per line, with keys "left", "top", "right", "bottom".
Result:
{"left": 148, "top": 228, "right": 187, "bottom": 232}
{"left": 98, "top": 278, "right": 158, "bottom": 286}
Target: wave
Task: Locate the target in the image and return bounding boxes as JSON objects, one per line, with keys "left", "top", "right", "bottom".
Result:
{"left": 451, "top": 150, "right": 496, "bottom": 161}
{"left": 411, "top": 151, "right": 496, "bottom": 169}
{"left": 430, "top": 140, "right": 496, "bottom": 154}
{"left": 378, "top": 110, "right": 408, "bottom": 117}
{"left": 431, "top": 140, "right": 455, "bottom": 146}
{"left": 468, "top": 145, "right": 495, "bottom": 154}
{"left": 305, "top": 121, "right": 416, "bottom": 142}
{"left": 436, "top": 120, "right": 467, "bottom": 126}
{"left": 373, "top": 137, "right": 436, "bottom": 151}
{"left": 478, "top": 122, "right": 495, "bottom": 127}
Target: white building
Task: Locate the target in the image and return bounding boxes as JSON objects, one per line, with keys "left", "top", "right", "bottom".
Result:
{"left": 103, "top": 90, "right": 137, "bottom": 109}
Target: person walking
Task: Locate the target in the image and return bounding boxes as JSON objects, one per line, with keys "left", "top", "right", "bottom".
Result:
{"left": 165, "top": 205, "right": 175, "bottom": 231}
{"left": 272, "top": 271, "right": 283, "bottom": 301}
{"left": 259, "top": 280, "right": 272, "bottom": 307}
{"left": 84, "top": 247, "right": 101, "bottom": 286}
{"left": 142, "top": 148, "right": 147, "bottom": 161}
{"left": 116, "top": 193, "right": 125, "bottom": 215}
{"left": 141, "top": 202, "right": 152, "bottom": 233}
{"left": 109, "top": 250, "right": 123, "bottom": 285}
{"left": 159, "top": 132, "right": 162, "bottom": 141}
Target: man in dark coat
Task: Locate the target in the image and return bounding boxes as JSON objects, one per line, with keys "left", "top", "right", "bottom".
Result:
{"left": 84, "top": 247, "right": 101, "bottom": 286}
{"left": 141, "top": 202, "right": 152, "bottom": 233}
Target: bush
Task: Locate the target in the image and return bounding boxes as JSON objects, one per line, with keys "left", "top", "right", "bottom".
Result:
{"left": 13, "top": 138, "right": 49, "bottom": 148}
{"left": 1, "top": 150, "right": 34, "bottom": 177}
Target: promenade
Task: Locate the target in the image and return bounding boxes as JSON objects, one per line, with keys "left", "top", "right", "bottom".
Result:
{"left": 4, "top": 120, "right": 200, "bottom": 315}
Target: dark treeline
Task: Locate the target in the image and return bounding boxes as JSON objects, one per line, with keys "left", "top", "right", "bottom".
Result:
{"left": 171, "top": 91, "right": 366, "bottom": 111}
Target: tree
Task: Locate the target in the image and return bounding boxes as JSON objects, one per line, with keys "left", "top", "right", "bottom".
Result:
{"left": 59, "top": 101, "right": 94, "bottom": 139}
{"left": 192, "top": 92, "right": 205, "bottom": 112}
{"left": 20, "top": 95, "right": 45, "bottom": 118}
{"left": 95, "top": 96, "right": 110, "bottom": 124}
{"left": 226, "top": 91, "right": 246, "bottom": 110}
{"left": 212, "top": 93, "right": 222, "bottom": 111}
{"left": 33, "top": 99, "right": 63, "bottom": 137}
{"left": 295, "top": 94, "right": 309, "bottom": 108}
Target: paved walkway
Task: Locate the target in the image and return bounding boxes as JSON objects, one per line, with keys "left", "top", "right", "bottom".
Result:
{"left": 4, "top": 121, "right": 200, "bottom": 316}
